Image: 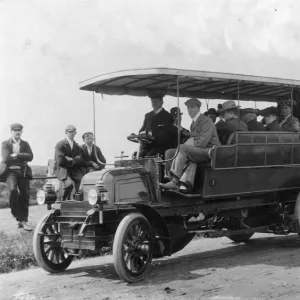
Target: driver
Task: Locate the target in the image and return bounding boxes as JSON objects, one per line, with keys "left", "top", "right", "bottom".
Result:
{"left": 137, "top": 92, "right": 174, "bottom": 158}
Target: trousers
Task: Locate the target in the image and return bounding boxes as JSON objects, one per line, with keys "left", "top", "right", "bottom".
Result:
{"left": 6, "top": 170, "right": 30, "bottom": 222}
{"left": 61, "top": 169, "right": 84, "bottom": 200}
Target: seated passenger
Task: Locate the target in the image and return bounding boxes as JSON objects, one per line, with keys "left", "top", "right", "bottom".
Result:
{"left": 169, "top": 107, "right": 190, "bottom": 147}
{"left": 81, "top": 132, "right": 106, "bottom": 173}
{"left": 138, "top": 92, "right": 174, "bottom": 158}
{"left": 278, "top": 98, "right": 300, "bottom": 132}
{"left": 216, "top": 100, "right": 248, "bottom": 144}
{"left": 160, "top": 98, "right": 220, "bottom": 192}
{"left": 259, "top": 107, "right": 281, "bottom": 131}
{"left": 204, "top": 108, "right": 218, "bottom": 124}
{"left": 240, "top": 108, "right": 265, "bottom": 131}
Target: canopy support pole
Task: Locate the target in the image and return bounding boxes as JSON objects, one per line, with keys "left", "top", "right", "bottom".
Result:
{"left": 93, "top": 91, "right": 96, "bottom": 144}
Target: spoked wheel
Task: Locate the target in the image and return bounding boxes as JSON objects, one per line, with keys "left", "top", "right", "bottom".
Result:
{"left": 228, "top": 233, "right": 254, "bottom": 243}
{"left": 33, "top": 212, "right": 73, "bottom": 273}
{"left": 113, "top": 213, "right": 154, "bottom": 282}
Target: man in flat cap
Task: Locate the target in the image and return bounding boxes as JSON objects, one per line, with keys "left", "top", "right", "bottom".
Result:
{"left": 81, "top": 132, "right": 106, "bottom": 173}
{"left": 133, "top": 91, "right": 174, "bottom": 158}
{"left": 160, "top": 98, "right": 220, "bottom": 192}
{"left": 278, "top": 98, "right": 300, "bottom": 132}
{"left": 54, "top": 125, "right": 85, "bottom": 201}
{"left": 259, "top": 107, "right": 281, "bottom": 131}
{"left": 0, "top": 123, "right": 33, "bottom": 231}
{"left": 240, "top": 108, "right": 265, "bottom": 131}
{"left": 216, "top": 100, "right": 248, "bottom": 144}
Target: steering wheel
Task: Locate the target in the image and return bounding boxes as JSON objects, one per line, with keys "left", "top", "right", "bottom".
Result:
{"left": 127, "top": 133, "right": 153, "bottom": 144}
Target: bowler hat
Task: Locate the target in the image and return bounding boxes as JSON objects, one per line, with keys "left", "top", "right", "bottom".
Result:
{"left": 82, "top": 132, "right": 93, "bottom": 139}
{"left": 170, "top": 107, "right": 183, "bottom": 116}
{"left": 10, "top": 123, "right": 23, "bottom": 130}
{"left": 65, "top": 125, "right": 77, "bottom": 132}
{"left": 219, "top": 100, "right": 240, "bottom": 113}
{"left": 240, "top": 108, "right": 259, "bottom": 115}
{"left": 259, "top": 106, "right": 279, "bottom": 117}
{"left": 184, "top": 98, "right": 201, "bottom": 107}
{"left": 148, "top": 91, "right": 165, "bottom": 99}
{"left": 206, "top": 108, "right": 218, "bottom": 116}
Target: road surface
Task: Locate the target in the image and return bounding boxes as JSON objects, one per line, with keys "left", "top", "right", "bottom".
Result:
{"left": 1, "top": 233, "right": 300, "bottom": 300}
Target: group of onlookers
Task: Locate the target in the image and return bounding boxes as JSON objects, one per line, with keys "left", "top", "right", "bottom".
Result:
{"left": 0, "top": 125, "right": 106, "bottom": 231}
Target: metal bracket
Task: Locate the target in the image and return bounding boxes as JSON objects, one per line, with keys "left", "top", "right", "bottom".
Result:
{"left": 77, "top": 215, "right": 90, "bottom": 237}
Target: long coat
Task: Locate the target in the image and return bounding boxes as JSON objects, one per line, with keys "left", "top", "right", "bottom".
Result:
{"left": 54, "top": 139, "right": 85, "bottom": 180}
{"left": 139, "top": 108, "right": 174, "bottom": 147}
{"left": 81, "top": 144, "right": 106, "bottom": 171}
{"left": 266, "top": 121, "right": 281, "bottom": 131}
{"left": 247, "top": 119, "right": 265, "bottom": 131}
{"left": 0, "top": 138, "right": 33, "bottom": 179}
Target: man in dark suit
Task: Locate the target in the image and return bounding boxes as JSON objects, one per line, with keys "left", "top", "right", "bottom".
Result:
{"left": 137, "top": 92, "right": 174, "bottom": 158}
{"left": 81, "top": 132, "right": 106, "bottom": 173}
{"left": 54, "top": 125, "right": 85, "bottom": 201}
{"left": 216, "top": 100, "right": 248, "bottom": 144}
{"left": 259, "top": 107, "right": 281, "bottom": 131}
{"left": 0, "top": 123, "right": 33, "bottom": 231}
{"left": 240, "top": 108, "right": 265, "bottom": 131}
{"left": 160, "top": 98, "right": 220, "bottom": 192}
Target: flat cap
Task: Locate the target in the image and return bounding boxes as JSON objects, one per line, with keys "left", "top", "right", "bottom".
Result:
{"left": 278, "top": 98, "right": 296, "bottom": 107}
{"left": 240, "top": 108, "right": 259, "bottom": 115}
{"left": 184, "top": 98, "right": 201, "bottom": 107}
{"left": 65, "top": 125, "right": 77, "bottom": 131}
{"left": 206, "top": 108, "right": 218, "bottom": 115}
{"left": 82, "top": 132, "right": 93, "bottom": 139}
{"left": 10, "top": 123, "right": 23, "bottom": 130}
{"left": 259, "top": 106, "right": 279, "bottom": 117}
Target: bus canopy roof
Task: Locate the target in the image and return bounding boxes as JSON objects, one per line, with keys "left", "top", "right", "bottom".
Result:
{"left": 79, "top": 68, "right": 300, "bottom": 102}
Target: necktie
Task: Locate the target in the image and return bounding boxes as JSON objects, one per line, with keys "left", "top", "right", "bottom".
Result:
{"left": 190, "top": 121, "right": 195, "bottom": 131}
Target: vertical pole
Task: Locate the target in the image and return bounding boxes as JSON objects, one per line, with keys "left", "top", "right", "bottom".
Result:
{"left": 93, "top": 91, "right": 96, "bottom": 145}
{"left": 237, "top": 81, "right": 240, "bottom": 107}
{"left": 176, "top": 76, "right": 180, "bottom": 147}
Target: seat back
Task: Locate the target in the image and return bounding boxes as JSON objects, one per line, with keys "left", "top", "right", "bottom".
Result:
{"left": 212, "top": 131, "right": 300, "bottom": 169}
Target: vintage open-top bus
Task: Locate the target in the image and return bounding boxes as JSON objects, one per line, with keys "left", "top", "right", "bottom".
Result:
{"left": 33, "top": 68, "right": 300, "bottom": 282}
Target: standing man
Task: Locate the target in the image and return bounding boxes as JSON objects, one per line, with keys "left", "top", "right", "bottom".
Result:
{"left": 160, "top": 98, "right": 220, "bottom": 192}
{"left": 240, "top": 108, "right": 265, "bottom": 131}
{"left": 0, "top": 123, "right": 33, "bottom": 231}
{"left": 54, "top": 125, "right": 85, "bottom": 201}
{"left": 135, "top": 91, "right": 174, "bottom": 158}
{"left": 81, "top": 132, "right": 106, "bottom": 173}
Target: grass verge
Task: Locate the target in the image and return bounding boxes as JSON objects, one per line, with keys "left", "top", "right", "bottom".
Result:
{"left": 0, "top": 230, "right": 37, "bottom": 273}
{"left": 0, "top": 229, "right": 111, "bottom": 274}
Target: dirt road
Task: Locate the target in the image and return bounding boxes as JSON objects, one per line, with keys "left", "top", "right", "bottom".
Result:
{"left": 1, "top": 233, "right": 300, "bottom": 300}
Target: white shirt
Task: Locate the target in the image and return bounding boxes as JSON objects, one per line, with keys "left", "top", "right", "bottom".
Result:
{"left": 66, "top": 137, "right": 74, "bottom": 150}
{"left": 86, "top": 145, "right": 93, "bottom": 156}
{"left": 154, "top": 107, "right": 163, "bottom": 114}
{"left": 280, "top": 114, "right": 291, "bottom": 126}
{"left": 12, "top": 137, "right": 20, "bottom": 154}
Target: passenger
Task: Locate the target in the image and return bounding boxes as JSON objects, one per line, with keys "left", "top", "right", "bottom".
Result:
{"left": 138, "top": 92, "right": 174, "bottom": 158}
{"left": 278, "top": 98, "right": 300, "bottom": 132}
{"left": 54, "top": 125, "right": 85, "bottom": 201}
{"left": 240, "top": 108, "right": 265, "bottom": 131}
{"left": 169, "top": 107, "right": 190, "bottom": 146}
{"left": 165, "top": 108, "right": 190, "bottom": 179}
{"left": 216, "top": 100, "right": 248, "bottom": 144}
{"left": 160, "top": 98, "right": 220, "bottom": 192}
{"left": 259, "top": 107, "right": 281, "bottom": 131}
{"left": 204, "top": 108, "right": 218, "bottom": 124}
{"left": 81, "top": 132, "right": 106, "bottom": 173}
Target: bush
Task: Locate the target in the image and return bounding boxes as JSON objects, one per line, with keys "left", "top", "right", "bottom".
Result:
{"left": 0, "top": 230, "right": 37, "bottom": 273}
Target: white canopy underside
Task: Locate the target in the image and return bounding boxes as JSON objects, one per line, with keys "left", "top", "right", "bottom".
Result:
{"left": 79, "top": 68, "right": 300, "bottom": 102}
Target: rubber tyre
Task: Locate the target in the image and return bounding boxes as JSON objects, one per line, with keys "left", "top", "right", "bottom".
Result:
{"left": 113, "top": 213, "right": 154, "bottom": 283}
{"left": 228, "top": 233, "right": 254, "bottom": 243}
{"left": 33, "top": 212, "right": 73, "bottom": 273}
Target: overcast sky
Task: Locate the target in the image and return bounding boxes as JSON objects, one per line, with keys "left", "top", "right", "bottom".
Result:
{"left": 1, "top": 0, "right": 300, "bottom": 165}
